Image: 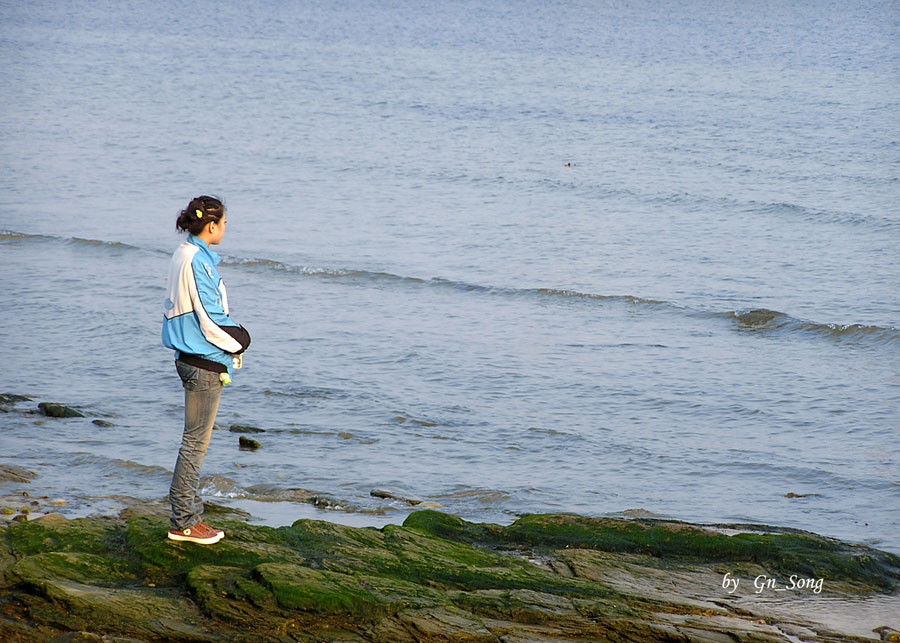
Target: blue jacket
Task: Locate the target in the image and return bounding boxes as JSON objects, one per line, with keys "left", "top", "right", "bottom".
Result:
{"left": 162, "top": 235, "right": 250, "bottom": 376}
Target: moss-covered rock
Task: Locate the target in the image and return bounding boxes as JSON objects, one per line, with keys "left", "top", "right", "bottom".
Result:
{"left": 0, "top": 510, "right": 896, "bottom": 641}
{"left": 6, "top": 515, "right": 122, "bottom": 558}
{"left": 728, "top": 308, "right": 785, "bottom": 327}
{"left": 7, "top": 551, "right": 138, "bottom": 587}
{"left": 255, "top": 562, "right": 379, "bottom": 615}
{"left": 126, "top": 516, "right": 307, "bottom": 585}
{"left": 238, "top": 436, "right": 262, "bottom": 450}
{"left": 405, "top": 511, "right": 900, "bottom": 592}
{"left": 37, "top": 402, "right": 84, "bottom": 418}
{"left": 0, "top": 394, "right": 32, "bottom": 405}
{"left": 230, "top": 424, "right": 265, "bottom": 433}
{"left": 0, "top": 394, "right": 32, "bottom": 413}
{"left": 0, "top": 465, "right": 37, "bottom": 484}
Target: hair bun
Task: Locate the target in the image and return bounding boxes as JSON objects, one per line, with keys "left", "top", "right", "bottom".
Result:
{"left": 176, "top": 196, "right": 224, "bottom": 234}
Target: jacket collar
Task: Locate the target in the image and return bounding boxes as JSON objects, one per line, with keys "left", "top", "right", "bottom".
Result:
{"left": 187, "top": 234, "right": 221, "bottom": 266}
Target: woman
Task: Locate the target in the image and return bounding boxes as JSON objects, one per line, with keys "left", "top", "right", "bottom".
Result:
{"left": 162, "top": 195, "right": 250, "bottom": 544}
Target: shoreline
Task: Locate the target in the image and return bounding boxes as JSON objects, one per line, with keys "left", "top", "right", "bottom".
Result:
{"left": 2, "top": 468, "right": 895, "bottom": 557}
{"left": 2, "top": 394, "right": 897, "bottom": 555}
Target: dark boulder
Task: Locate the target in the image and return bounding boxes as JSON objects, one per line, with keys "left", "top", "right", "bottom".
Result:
{"left": 38, "top": 403, "right": 85, "bottom": 418}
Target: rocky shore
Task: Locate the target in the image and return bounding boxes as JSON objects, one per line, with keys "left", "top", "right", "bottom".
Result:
{"left": 1, "top": 500, "right": 898, "bottom": 642}
{"left": 2, "top": 395, "right": 899, "bottom": 641}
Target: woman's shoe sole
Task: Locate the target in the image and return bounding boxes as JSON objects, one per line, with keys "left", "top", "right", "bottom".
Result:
{"left": 167, "top": 532, "right": 224, "bottom": 545}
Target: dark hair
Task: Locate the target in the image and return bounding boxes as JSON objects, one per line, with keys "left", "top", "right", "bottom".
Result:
{"left": 176, "top": 195, "right": 225, "bottom": 234}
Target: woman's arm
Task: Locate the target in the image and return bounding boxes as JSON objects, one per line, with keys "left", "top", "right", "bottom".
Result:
{"left": 187, "top": 259, "right": 245, "bottom": 354}
{"left": 221, "top": 324, "right": 251, "bottom": 354}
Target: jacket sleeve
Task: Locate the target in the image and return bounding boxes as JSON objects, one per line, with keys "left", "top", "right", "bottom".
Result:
{"left": 188, "top": 259, "right": 244, "bottom": 354}
{"left": 222, "top": 324, "right": 251, "bottom": 354}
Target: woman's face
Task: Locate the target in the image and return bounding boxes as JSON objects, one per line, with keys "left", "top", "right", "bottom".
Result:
{"left": 206, "top": 214, "right": 227, "bottom": 245}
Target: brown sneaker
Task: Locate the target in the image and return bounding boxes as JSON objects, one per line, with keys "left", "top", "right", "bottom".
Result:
{"left": 206, "top": 522, "right": 225, "bottom": 539}
{"left": 167, "top": 521, "right": 224, "bottom": 545}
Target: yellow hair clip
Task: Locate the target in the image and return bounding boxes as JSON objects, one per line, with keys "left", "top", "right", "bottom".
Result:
{"left": 195, "top": 209, "right": 203, "bottom": 218}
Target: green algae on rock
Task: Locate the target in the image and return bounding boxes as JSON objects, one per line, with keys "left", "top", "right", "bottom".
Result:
{"left": 0, "top": 394, "right": 32, "bottom": 413}
{"left": 727, "top": 308, "right": 785, "bottom": 327}
{"left": 404, "top": 511, "right": 900, "bottom": 593}
{"left": 239, "top": 436, "right": 262, "bottom": 450}
{"left": 1, "top": 510, "right": 897, "bottom": 641}
{"left": 0, "top": 394, "right": 32, "bottom": 405}
{"left": 0, "top": 465, "right": 37, "bottom": 484}
{"left": 37, "top": 402, "right": 85, "bottom": 418}
{"left": 371, "top": 489, "right": 423, "bottom": 506}
{"left": 230, "top": 424, "right": 266, "bottom": 433}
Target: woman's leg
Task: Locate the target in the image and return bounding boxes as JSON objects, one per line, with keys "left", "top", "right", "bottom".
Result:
{"left": 169, "top": 361, "right": 222, "bottom": 531}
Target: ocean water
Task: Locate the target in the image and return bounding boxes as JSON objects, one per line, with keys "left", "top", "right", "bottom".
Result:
{"left": 1, "top": 1, "right": 898, "bottom": 553}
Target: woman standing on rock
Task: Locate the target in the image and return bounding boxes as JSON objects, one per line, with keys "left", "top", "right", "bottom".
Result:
{"left": 161, "top": 195, "right": 250, "bottom": 545}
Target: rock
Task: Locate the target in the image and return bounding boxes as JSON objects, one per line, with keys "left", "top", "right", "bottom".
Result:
{"left": 52, "top": 632, "right": 143, "bottom": 642}
{"left": 405, "top": 511, "right": 900, "bottom": 592}
{"left": 203, "top": 502, "right": 252, "bottom": 521}
{"left": 238, "top": 436, "right": 261, "bottom": 450}
{"left": 0, "top": 394, "right": 30, "bottom": 412}
{"left": 38, "top": 403, "right": 85, "bottom": 418}
{"left": 245, "top": 484, "right": 316, "bottom": 503}
{"left": 0, "top": 393, "right": 32, "bottom": 405}
{"left": 0, "top": 464, "right": 38, "bottom": 483}
{"left": 371, "top": 489, "right": 423, "bottom": 506}
{"left": 729, "top": 309, "right": 784, "bottom": 327}
{"left": 115, "top": 497, "right": 170, "bottom": 521}
{"left": 92, "top": 419, "right": 115, "bottom": 428}
{"left": 49, "top": 499, "right": 68, "bottom": 507}
{"left": 309, "top": 495, "right": 348, "bottom": 510}
{"left": 1, "top": 511, "right": 897, "bottom": 641}
{"left": 875, "top": 626, "right": 900, "bottom": 642}
{"left": 229, "top": 424, "right": 265, "bottom": 433}
{"left": 52, "top": 632, "right": 104, "bottom": 642}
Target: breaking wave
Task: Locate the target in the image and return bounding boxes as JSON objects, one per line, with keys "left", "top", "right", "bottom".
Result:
{"left": 5, "top": 229, "right": 896, "bottom": 346}
{"left": 228, "top": 255, "right": 900, "bottom": 345}
{"left": 0, "top": 229, "right": 165, "bottom": 256}
{"left": 726, "top": 309, "right": 899, "bottom": 344}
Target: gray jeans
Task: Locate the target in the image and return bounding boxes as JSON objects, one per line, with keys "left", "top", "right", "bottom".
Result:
{"left": 169, "top": 360, "right": 222, "bottom": 531}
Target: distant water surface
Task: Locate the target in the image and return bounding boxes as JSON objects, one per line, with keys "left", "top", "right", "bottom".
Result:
{"left": 1, "top": 1, "right": 898, "bottom": 553}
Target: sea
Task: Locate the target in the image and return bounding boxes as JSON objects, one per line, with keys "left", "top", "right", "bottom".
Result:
{"left": 1, "top": 1, "right": 898, "bottom": 555}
